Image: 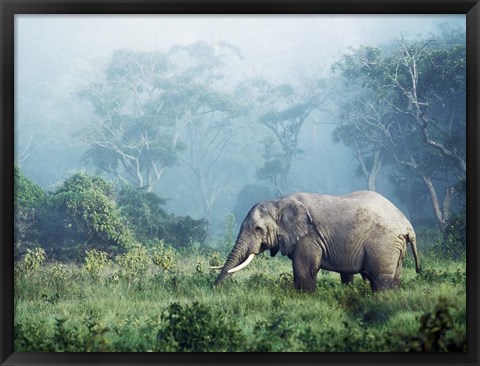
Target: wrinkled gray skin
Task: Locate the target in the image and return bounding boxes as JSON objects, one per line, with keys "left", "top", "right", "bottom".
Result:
{"left": 214, "top": 191, "right": 421, "bottom": 292}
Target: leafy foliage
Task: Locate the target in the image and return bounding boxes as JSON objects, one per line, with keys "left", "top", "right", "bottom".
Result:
{"left": 14, "top": 165, "right": 47, "bottom": 208}
{"left": 84, "top": 249, "right": 110, "bottom": 277}
{"left": 17, "top": 248, "right": 46, "bottom": 274}
{"left": 156, "top": 302, "right": 244, "bottom": 352}
{"left": 14, "top": 165, "right": 47, "bottom": 258}
{"left": 150, "top": 240, "right": 177, "bottom": 272}
{"left": 116, "top": 185, "right": 169, "bottom": 243}
{"left": 41, "top": 172, "right": 135, "bottom": 260}
{"left": 14, "top": 167, "right": 209, "bottom": 262}
{"left": 406, "top": 298, "right": 466, "bottom": 352}
{"left": 433, "top": 211, "right": 466, "bottom": 259}
{"left": 164, "top": 215, "right": 208, "bottom": 249}
{"left": 117, "top": 185, "right": 208, "bottom": 249}
{"left": 116, "top": 246, "right": 152, "bottom": 282}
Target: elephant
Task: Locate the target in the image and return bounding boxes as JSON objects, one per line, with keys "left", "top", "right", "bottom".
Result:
{"left": 213, "top": 191, "right": 421, "bottom": 292}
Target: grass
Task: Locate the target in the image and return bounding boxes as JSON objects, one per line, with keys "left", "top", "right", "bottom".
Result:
{"left": 14, "top": 248, "right": 466, "bottom": 352}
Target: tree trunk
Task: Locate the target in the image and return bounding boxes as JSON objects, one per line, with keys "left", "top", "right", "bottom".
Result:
{"left": 367, "top": 173, "right": 376, "bottom": 192}
{"left": 358, "top": 150, "right": 382, "bottom": 192}
{"left": 421, "top": 175, "right": 452, "bottom": 233}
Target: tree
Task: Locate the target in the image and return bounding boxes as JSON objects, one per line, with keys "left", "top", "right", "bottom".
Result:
{"left": 331, "top": 47, "right": 392, "bottom": 191}
{"left": 385, "top": 33, "right": 465, "bottom": 232}
{"left": 77, "top": 50, "right": 185, "bottom": 191}
{"left": 332, "top": 28, "right": 466, "bottom": 233}
{"left": 169, "top": 42, "right": 246, "bottom": 223}
{"left": 235, "top": 77, "right": 324, "bottom": 195}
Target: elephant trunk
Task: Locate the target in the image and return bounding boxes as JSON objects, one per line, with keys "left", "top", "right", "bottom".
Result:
{"left": 214, "top": 236, "right": 251, "bottom": 286}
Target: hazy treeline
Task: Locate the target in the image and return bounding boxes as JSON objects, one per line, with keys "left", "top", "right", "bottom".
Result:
{"left": 16, "top": 23, "right": 465, "bottom": 245}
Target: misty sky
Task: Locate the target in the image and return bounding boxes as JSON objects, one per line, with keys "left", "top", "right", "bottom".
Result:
{"left": 16, "top": 15, "right": 464, "bottom": 87}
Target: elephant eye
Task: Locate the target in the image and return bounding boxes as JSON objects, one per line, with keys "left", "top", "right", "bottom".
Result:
{"left": 255, "top": 226, "right": 263, "bottom": 234}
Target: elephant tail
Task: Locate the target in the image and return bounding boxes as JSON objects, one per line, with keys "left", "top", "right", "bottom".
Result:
{"left": 407, "top": 232, "right": 421, "bottom": 273}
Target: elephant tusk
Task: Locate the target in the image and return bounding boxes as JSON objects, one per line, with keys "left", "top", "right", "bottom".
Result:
{"left": 227, "top": 253, "right": 255, "bottom": 273}
{"left": 210, "top": 265, "right": 224, "bottom": 269}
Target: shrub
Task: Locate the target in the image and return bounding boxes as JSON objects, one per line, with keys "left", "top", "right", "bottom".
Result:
{"left": 45, "top": 262, "right": 69, "bottom": 293}
{"left": 156, "top": 302, "right": 245, "bottom": 352}
{"left": 117, "top": 185, "right": 208, "bottom": 249}
{"left": 20, "top": 248, "right": 46, "bottom": 273}
{"left": 116, "top": 246, "right": 152, "bottom": 282}
{"left": 251, "top": 314, "right": 296, "bottom": 351}
{"left": 117, "top": 186, "right": 169, "bottom": 243}
{"left": 149, "top": 240, "right": 176, "bottom": 272}
{"left": 405, "top": 298, "right": 466, "bottom": 352}
{"left": 440, "top": 211, "right": 466, "bottom": 259}
{"left": 14, "top": 165, "right": 47, "bottom": 209}
{"left": 41, "top": 172, "right": 135, "bottom": 261}
{"left": 165, "top": 215, "right": 208, "bottom": 249}
{"left": 84, "top": 249, "right": 110, "bottom": 277}
{"left": 15, "top": 317, "right": 112, "bottom": 352}
{"left": 14, "top": 166, "right": 47, "bottom": 259}
{"left": 208, "top": 251, "right": 223, "bottom": 267}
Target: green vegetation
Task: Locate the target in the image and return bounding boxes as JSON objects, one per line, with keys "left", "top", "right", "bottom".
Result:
{"left": 14, "top": 166, "right": 47, "bottom": 259}
{"left": 13, "top": 166, "right": 466, "bottom": 352}
{"left": 14, "top": 246, "right": 466, "bottom": 352}
{"left": 14, "top": 169, "right": 208, "bottom": 262}
{"left": 45, "top": 172, "right": 136, "bottom": 260}
{"left": 117, "top": 185, "right": 208, "bottom": 249}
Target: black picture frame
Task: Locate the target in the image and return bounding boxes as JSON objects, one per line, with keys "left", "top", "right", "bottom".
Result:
{"left": 1, "top": 1, "right": 478, "bottom": 365}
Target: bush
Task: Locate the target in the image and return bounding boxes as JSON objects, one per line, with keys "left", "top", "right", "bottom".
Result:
{"left": 14, "top": 165, "right": 47, "bottom": 209}
{"left": 84, "top": 249, "right": 110, "bottom": 277}
{"left": 15, "top": 168, "right": 209, "bottom": 262}
{"left": 117, "top": 186, "right": 170, "bottom": 243}
{"left": 117, "top": 185, "right": 208, "bottom": 249}
{"left": 14, "top": 166, "right": 47, "bottom": 259}
{"left": 15, "top": 317, "right": 111, "bottom": 352}
{"left": 156, "top": 302, "right": 245, "bottom": 352}
{"left": 115, "top": 246, "right": 152, "bottom": 282}
{"left": 438, "top": 211, "right": 466, "bottom": 259}
{"left": 165, "top": 215, "right": 208, "bottom": 249}
{"left": 149, "top": 240, "right": 176, "bottom": 272}
{"left": 40, "top": 172, "right": 135, "bottom": 261}
{"left": 251, "top": 314, "right": 296, "bottom": 351}
{"left": 19, "top": 248, "right": 46, "bottom": 274}
{"left": 406, "top": 298, "right": 466, "bottom": 352}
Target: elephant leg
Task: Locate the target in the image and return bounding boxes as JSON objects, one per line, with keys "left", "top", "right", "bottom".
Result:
{"left": 364, "top": 248, "right": 398, "bottom": 292}
{"left": 292, "top": 238, "right": 321, "bottom": 293}
{"left": 363, "top": 242, "right": 402, "bottom": 292}
{"left": 340, "top": 273, "right": 354, "bottom": 284}
{"left": 392, "top": 254, "right": 405, "bottom": 288}
{"left": 360, "top": 272, "right": 368, "bottom": 281}
{"left": 369, "top": 273, "right": 397, "bottom": 292}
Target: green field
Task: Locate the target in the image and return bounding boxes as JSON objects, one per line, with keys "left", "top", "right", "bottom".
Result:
{"left": 14, "top": 243, "right": 466, "bottom": 352}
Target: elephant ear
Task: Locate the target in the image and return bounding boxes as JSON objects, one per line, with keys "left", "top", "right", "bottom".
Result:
{"left": 277, "top": 199, "right": 313, "bottom": 256}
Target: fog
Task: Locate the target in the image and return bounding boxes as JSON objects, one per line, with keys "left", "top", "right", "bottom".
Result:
{"left": 15, "top": 14, "right": 466, "bottom": 237}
